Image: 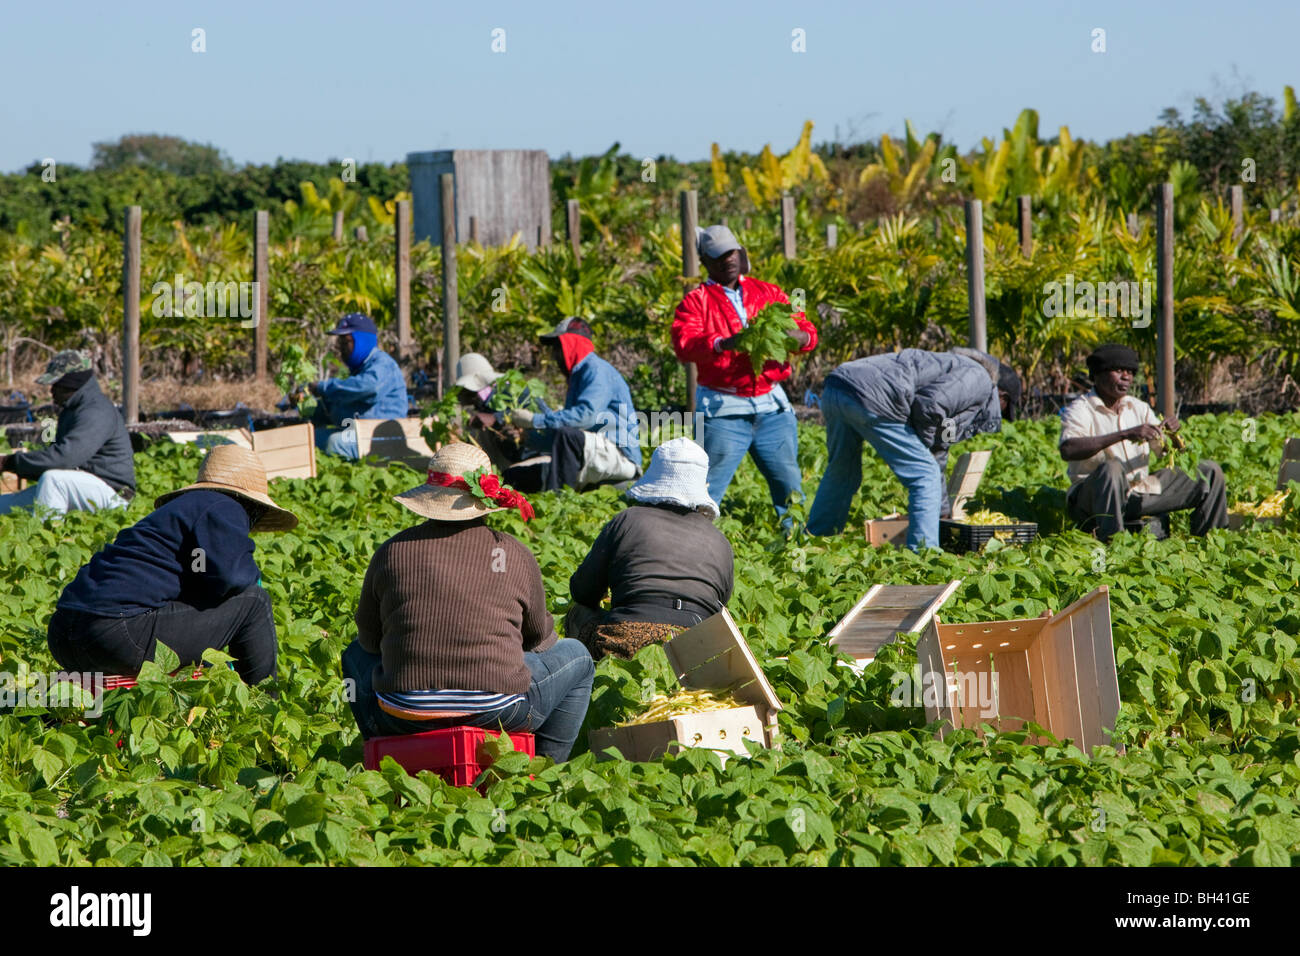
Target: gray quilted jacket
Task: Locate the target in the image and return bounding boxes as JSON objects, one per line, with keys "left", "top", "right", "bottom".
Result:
{"left": 823, "top": 349, "right": 1001, "bottom": 456}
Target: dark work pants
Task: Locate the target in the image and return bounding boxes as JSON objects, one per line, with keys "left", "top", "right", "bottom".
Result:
{"left": 1068, "top": 458, "right": 1229, "bottom": 543}
{"left": 47, "top": 585, "right": 278, "bottom": 684}
{"left": 545, "top": 427, "right": 587, "bottom": 492}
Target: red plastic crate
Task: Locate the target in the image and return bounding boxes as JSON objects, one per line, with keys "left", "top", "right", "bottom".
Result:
{"left": 101, "top": 669, "right": 208, "bottom": 690}
{"left": 363, "top": 726, "right": 535, "bottom": 787}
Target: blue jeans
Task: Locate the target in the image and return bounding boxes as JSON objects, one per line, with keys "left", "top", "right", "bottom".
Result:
{"left": 341, "top": 638, "right": 594, "bottom": 762}
{"left": 699, "top": 408, "right": 803, "bottom": 516}
{"left": 806, "top": 385, "right": 944, "bottom": 550}
{"left": 0, "top": 469, "right": 130, "bottom": 516}
{"left": 313, "top": 425, "right": 359, "bottom": 459}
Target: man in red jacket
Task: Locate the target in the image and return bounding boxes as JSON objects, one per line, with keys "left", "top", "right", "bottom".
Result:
{"left": 671, "top": 225, "right": 818, "bottom": 517}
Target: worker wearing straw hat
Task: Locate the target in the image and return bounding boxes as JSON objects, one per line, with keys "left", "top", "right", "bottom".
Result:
{"left": 566, "top": 438, "right": 734, "bottom": 660}
{"left": 47, "top": 445, "right": 297, "bottom": 684}
{"left": 341, "top": 442, "right": 594, "bottom": 762}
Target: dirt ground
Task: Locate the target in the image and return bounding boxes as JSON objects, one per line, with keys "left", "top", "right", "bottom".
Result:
{"left": 5, "top": 371, "right": 286, "bottom": 416}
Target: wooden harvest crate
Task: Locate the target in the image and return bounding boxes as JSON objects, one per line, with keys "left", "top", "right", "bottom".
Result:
{"left": 826, "top": 581, "right": 961, "bottom": 672}
{"left": 354, "top": 417, "right": 436, "bottom": 467}
{"left": 948, "top": 449, "right": 991, "bottom": 520}
{"left": 863, "top": 451, "right": 991, "bottom": 548}
{"left": 167, "top": 424, "right": 315, "bottom": 481}
{"left": 589, "top": 608, "right": 782, "bottom": 763}
{"left": 916, "top": 585, "right": 1121, "bottom": 754}
{"left": 864, "top": 513, "right": 909, "bottom": 547}
{"left": 251, "top": 423, "right": 316, "bottom": 480}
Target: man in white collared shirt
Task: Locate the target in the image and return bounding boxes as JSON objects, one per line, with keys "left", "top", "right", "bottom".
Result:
{"left": 1059, "top": 344, "right": 1228, "bottom": 542}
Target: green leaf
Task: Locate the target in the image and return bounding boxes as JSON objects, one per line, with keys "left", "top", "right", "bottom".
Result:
{"left": 154, "top": 641, "right": 181, "bottom": 676}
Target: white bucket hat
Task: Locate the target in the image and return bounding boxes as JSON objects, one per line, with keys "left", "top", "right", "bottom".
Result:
{"left": 625, "top": 437, "right": 719, "bottom": 518}
{"left": 454, "top": 353, "right": 502, "bottom": 393}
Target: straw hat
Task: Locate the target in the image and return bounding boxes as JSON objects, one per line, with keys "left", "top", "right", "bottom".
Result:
{"left": 393, "top": 442, "right": 506, "bottom": 521}
{"left": 625, "top": 437, "right": 719, "bottom": 518}
{"left": 154, "top": 444, "right": 299, "bottom": 532}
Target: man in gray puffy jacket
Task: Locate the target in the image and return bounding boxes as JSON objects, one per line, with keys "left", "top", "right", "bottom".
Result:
{"left": 806, "top": 349, "right": 1007, "bottom": 550}
{"left": 0, "top": 350, "right": 135, "bottom": 517}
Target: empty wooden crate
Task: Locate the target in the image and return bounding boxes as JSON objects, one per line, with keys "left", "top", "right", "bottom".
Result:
{"left": 915, "top": 585, "right": 1120, "bottom": 753}
{"left": 827, "top": 581, "right": 961, "bottom": 673}
{"left": 168, "top": 424, "right": 316, "bottom": 481}
{"left": 251, "top": 423, "right": 316, "bottom": 480}
{"left": 864, "top": 451, "right": 991, "bottom": 547}
{"left": 589, "top": 608, "right": 783, "bottom": 762}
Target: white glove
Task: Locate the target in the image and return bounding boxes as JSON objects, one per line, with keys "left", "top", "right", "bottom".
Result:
{"left": 509, "top": 408, "right": 535, "bottom": 428}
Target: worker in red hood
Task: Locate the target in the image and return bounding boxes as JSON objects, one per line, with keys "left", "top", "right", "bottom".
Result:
{"left": 507, "top": 317, "right": 642, "bottom": 492}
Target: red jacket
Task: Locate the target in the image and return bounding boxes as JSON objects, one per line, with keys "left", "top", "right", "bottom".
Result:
{"left": 671, "top": 277, "right": 818, "bottom": 396}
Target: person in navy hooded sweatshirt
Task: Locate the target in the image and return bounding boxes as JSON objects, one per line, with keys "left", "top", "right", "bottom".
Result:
{"left": 291, "top": 313, "right": 410, "bottom": 459}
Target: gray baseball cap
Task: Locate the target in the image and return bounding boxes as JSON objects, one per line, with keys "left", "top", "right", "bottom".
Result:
{"left": 697, "top": 225, "right": 742, "bottom": 259}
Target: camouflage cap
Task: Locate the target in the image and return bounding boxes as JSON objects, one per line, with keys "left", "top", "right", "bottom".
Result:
{"left": 36, "top": 349, "right": 93, "bottom": 385}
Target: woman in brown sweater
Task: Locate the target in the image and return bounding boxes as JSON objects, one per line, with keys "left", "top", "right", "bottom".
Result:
{"left": 341, "top": 442, "right": 594, "bottom": 761}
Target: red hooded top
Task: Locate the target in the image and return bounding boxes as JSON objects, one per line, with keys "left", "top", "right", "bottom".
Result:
{"left": 671, "top": 276, "right": 818, "bottom": 396}
{"left": 557, "top": 333, "right": 595, "bottom": 374}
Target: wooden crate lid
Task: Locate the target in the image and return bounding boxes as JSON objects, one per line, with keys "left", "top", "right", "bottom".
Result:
{"left": 663, "top": 608, "right": 782, "bottom": 718}
{"left": 827, "top": 581, "right": 962, "bottom": 663}
{"left": 947, "top": 450, "right": 991, "bottom": 520}
{"left": 166, "top": 428, "right": 253, "bottom": 450}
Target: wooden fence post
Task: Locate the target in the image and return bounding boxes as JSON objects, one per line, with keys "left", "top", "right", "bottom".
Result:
{"left": 395, "top": 199, "right": 412, "bottom": 363}
{"left": 1230, "top": 185, "right": 1243, "bottom": 240}
{"left": 253, "top": 210, "right": 269, "bottom": 383}
{"left": 440, "top": 173, "right": 459, "bottom": 397}
{"left": 680, "top": 189, "right": 699, "bottom": 414}
{"left": 780, "top": 195, "right": 796, "bottom": 259}
{"left": 566, "top": 199, "right": 581, "bottom": 264}
{"left": 332, "top": 211, "right": 343, "bottom": 242}
{"left": 964, "top": 199, "right": 987, "bottom": 352}
{"left": 1270, "top": 208, "right": 1281, "bottom": 223}
{"left": 354, "top": 226, "right": 368, "bottom": 242}
{"left": 826, "top": 223, "right": 838, "bottom": 249}
{"left": 122, "top": 206, "right": 141, "bottom": 423}
{"left": 1017, "top": 195, "right": 1032, "bottom": 257}
{"left": 1156, "top": 183, "right": 1176, "bottom": 418}
{"left": 1127, "top": 212, "right": 1140, "bottom": 237}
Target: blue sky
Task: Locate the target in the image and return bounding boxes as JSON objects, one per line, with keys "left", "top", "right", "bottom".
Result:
{"left": 1, "top": 0, "right": 1295, "bottom": 172}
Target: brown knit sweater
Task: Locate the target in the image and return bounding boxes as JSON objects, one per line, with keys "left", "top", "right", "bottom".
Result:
{"left": 355, "top": 518, "right": 558, "bottom": 695}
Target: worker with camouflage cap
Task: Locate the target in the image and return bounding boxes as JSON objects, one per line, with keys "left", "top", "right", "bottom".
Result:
{"left": 0, "top": 349, "right": 136, "bottom": 517}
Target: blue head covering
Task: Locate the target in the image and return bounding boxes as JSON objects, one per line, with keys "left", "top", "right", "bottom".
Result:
{"left": 345, "top": 331, "right": 377, "bottom": 372}
{"left": 327, "top": 313, "right": 379, "bottom": 372}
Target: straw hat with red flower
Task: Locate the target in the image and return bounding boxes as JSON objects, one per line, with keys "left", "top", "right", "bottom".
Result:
{"left": 393, "top": 442, "right": 535, "bottom": 522}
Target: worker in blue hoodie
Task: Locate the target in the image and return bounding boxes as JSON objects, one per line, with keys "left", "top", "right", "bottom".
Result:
{"left": 291, "top": 313, "right": 410, "bottom": 459}
{"left": 506, "top": 317, "right": 642, "bottom": 492}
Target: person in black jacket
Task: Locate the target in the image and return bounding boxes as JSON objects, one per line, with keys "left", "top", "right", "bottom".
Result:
{"left": 46, "top": 444, "right": 298, "bottom": 683}
{"left": 565, "top": 438, "right": 733, "bottom": 660}
{"left": 806, "top": 349, "right": 1013, "bottom": 550}
{"left": 0, "top": 350, "right": 135, "bottom": 517}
